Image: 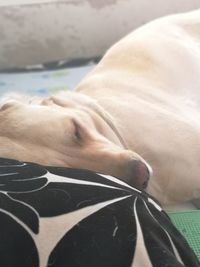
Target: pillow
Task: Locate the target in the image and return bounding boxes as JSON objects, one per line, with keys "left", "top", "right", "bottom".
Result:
{"left": 0, "top": 0, "right": 198, "bottom": 70}
{"left": 0, "top": 157, "right": 199, "bottom": 267}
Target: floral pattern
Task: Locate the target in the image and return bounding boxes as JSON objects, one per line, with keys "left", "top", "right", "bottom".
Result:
{"left": 0, "top": 157, "right": 199, "bottom": 267}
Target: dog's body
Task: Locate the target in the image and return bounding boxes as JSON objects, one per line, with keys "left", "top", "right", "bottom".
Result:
{"left": 0, "top": 10, "right": 200, "bottom": 205}
{"left": 75, "top": 10, "right": 200, "bottom": 204}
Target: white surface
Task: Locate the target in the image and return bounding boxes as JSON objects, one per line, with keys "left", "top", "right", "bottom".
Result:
{"left": 0, "top": 1, "right": 200, "bottom": 69}
{"left": 0, "top": 0, "right": 58, "bottom": 6}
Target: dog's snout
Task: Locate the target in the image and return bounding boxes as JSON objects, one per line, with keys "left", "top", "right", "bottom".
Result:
{"left": 126, "top": 159, "right": 150, "bottom": 189}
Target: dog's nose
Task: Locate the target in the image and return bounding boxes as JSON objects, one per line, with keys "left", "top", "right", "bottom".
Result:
{"left": 126, "top": 159, "right": 150, "bottom": 189}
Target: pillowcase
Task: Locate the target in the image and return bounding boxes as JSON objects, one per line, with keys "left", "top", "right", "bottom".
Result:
{"left": 0, "top": 157, "right": 199, "bottom": 267}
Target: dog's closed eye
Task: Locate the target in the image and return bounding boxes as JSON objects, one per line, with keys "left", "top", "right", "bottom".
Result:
{"left": 72, "top": 119, "right": 87, "bottom": 145}
{"left": 73, "top": 120, "right": 82, "bottom": 141}
{"left": 72, "top": 119, "right": 93, "bottom": 145}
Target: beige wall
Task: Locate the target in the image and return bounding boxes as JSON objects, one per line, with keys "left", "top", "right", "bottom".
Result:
{"left": 0, "top": 0, "right": 199, "bottom": 69}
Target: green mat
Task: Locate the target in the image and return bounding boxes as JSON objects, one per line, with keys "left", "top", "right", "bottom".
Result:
{"left": 168, "top": 210, "right": 200, "bottom": 260}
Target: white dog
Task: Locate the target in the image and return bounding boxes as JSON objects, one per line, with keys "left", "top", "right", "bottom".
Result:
{"left": 0, "top": 10, "right": 200, "bottom": 205}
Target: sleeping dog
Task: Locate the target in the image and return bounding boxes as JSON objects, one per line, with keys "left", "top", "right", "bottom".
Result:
{"left": 0, "top": 10, "right": 200, "bottom": 205}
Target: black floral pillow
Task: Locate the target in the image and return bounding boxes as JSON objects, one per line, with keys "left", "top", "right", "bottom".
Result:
{"left": 0, "top": 157, "right": 199, "bottom": 267}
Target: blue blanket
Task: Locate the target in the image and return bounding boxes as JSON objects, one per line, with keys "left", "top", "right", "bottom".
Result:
{"left": 0, "top": 65, "right": 94, "bottom": 96}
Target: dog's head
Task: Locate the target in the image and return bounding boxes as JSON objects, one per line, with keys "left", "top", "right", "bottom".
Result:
{"left": 0, "top": 92, "right": 151, "bottom": 189}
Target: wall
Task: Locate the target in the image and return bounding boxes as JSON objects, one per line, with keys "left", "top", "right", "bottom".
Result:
{"left": 0, "top": 0, "right": 199, "bottom": 69}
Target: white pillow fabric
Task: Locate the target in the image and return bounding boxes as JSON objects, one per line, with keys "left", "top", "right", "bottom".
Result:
{"left": 0, "top": 0, "right": 199, "bottom": 69}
